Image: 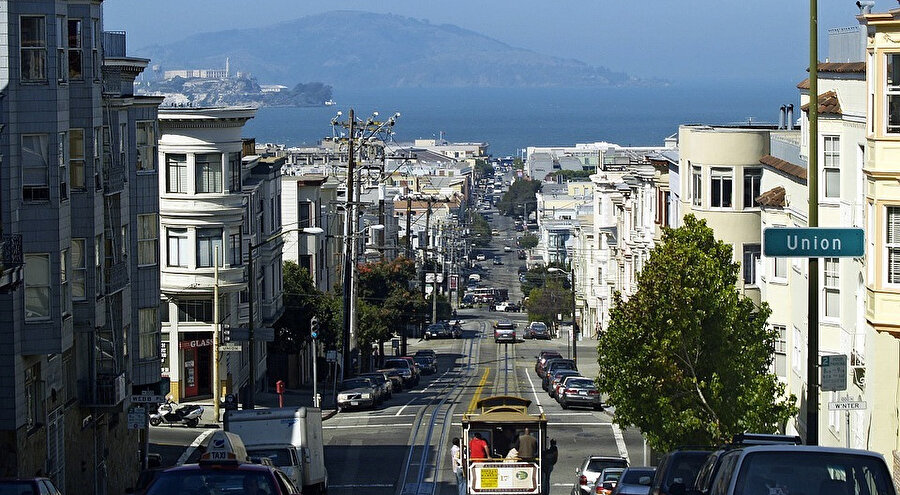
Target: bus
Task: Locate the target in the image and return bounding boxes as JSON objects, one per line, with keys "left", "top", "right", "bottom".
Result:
{"left": 460, "top": 396, "right": 548, "bottom": 495}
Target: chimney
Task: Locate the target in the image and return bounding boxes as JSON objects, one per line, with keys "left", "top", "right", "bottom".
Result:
{"left": 787, "top": 104, "right": 795, "bottom": 130}
{"left": 779, "top": 105, "right": 786, "bottom": 129}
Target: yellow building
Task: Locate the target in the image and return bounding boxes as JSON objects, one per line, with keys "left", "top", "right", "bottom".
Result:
{"left": 859, "top": 8, "right": 900, "bottom": 470}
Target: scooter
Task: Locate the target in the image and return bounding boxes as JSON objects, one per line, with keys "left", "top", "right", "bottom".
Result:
{"left": 149, "top": 400, "right": 204, "bottom": 427}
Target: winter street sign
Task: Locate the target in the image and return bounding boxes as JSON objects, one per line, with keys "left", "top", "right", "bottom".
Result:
{"left": 763, "top": 228, "right": 864, "bottom": 258}
{"left": 828, "top": 401, "right": 867, "bottom": 411}
{"left": 821, "top": 354, "right": 848, "bottom": 392}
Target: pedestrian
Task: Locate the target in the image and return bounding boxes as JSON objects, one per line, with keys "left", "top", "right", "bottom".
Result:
{"left": 468, "top": 432, "right": 490, "bottom": 460}
{"left": 451, "top": 438, "right": 466, "bottom": 495}
{"left": 516, "top": 427, "right": 537, "bottom": 461}
{"left": 541, "top": 438, "right": 558, "bottom": 495}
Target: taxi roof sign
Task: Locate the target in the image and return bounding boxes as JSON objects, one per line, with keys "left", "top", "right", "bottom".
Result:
{"left": 199, "top": 431, "right": 249, "bottom": 465}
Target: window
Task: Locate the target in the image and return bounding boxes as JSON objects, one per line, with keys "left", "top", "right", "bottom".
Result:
{"left": 25, "top": 365, "right": 43, "bottom": 429}
{"left": 742, "top": 244, "right": 761, "bottom": 285}
{"left": 691, "top": 165, "right": 702, "bottom": 207}
{"left": 95, "top": 235, "right": 103, "bottom": 296}
{"left": 22, "top": 134, "right": 50, "bottom": 201}
{"left": 792, "top": 326, "right": 803, "bottom": 374}
{"left": 710, "top": 167, "right": 733, "bottom": 208}
{"left": 166, "top": 154, "right": 187, "bottom": 193}
{"left": 138, "top": 308, "right": 158, "bottom": 359}
{"left": 60, "top": 249, "right": 69, "bottom": 315}
{"left": 69, "top": 129, "right": 85, "bottom": 190}
{"left": 58, "top": 132, "right": 67, "bottom": 201}
{"left": 166, "top": 228, "right": 188, "bottom": 267}
{"left": 196, "top": 228, "right": 223, "bottom": 268}
{"left": 178, "top": 299, "right": 213, "bottom": 323}
{"left": 774, "top": 256, "right": 787, "bottom": 279}
{"left": 887, "top": 54, "right": 900, "bottom": 133}
{"left": 823, "top": 136, "right": 840, "bottom": 198}
{"left": 67, "top": 19, "right": 82, "bottom": 80}
{"left": 888, "top": 206, "right": 900, "bottom": 284}
{"left": 25, "top": 254, "right": 51, "bottom": 320}
{"left": 136, "top": 121, "right": 156, "bottom": 171}
{"left": 229, "top": 152, "right": 242, "bottom": 191}
{"left": 93, "top": 126, "right": 102, "bottom": 190}
{"left": 229, "top": 230, "right": 242, "bottom": 267}
{"left": 773, "top": 324, "right": 787, "bottom": 354}
{"left": 824, "top": 258, "right": 840, "bottom": 318}
{"left": 91, "top": 19, "right": 100, "bottom": 81}
{"left": 195, "top": 153, "right": 223, "bottom": 193}
{"left": 72, "top": 239, "right": 85, "bottom": 300}
{"left": 743, "top": 167, "right": 762, "bottom": 208}
{"left": 138, "top": 214, "right": 158, "bottom": 265}
{"left": 20, "top": 16, "right": 47, "bottom": 82}
{"left": 56, "top": 16, "right": 66, "bottom": 82}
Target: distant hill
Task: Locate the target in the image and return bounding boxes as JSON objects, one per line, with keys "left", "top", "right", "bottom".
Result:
{"left": 135, "top": 10, "right": 644, "bottom": 89}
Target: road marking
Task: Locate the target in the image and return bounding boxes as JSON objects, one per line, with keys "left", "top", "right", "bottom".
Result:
{"left": 467, "top": 368, "right": 491, "bottom": 414}
{"left": 524, "top": 366, "right": 544, "bottom": 414}
{"left": 612, "top": 423, "right": 630, "bottom": 463}
{"left": 323, "top": 423, "right": 412, "bottom": 429}
{"left": 176, "top": 428, "right": 215, "bottom": 466}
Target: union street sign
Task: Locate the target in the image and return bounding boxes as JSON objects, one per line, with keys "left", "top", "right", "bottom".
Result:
{"left": 763, "top": 228, "right": 864, "bottom": 258}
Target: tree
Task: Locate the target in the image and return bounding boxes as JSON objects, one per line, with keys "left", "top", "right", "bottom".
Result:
{"left": 273, "top": 262, "right": 334, "bottom": 353}
{"left": 518, "top": 233, "right": 539, "bottom": 250}
{"left": 524, "top": 279, "right": 571, "bottom": 329}
{"left": 597, "top": 215, "right": 796, "bottom": 452}
{"left": 497, "top": 179, "right": 540, "bottom": 217}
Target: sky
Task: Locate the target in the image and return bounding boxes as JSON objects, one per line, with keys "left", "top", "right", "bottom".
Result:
{"left": 102, "top": 0, "right": 862, "bottom": 86}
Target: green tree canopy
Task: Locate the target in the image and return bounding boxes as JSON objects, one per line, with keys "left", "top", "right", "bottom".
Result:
{"left": 525, "top": 278, "right": 572, "bottom": 327}
{"left": 597, "top": 215, "right": 796, "bottom": 452}
{"left": 497, "top": 179, "right": 541, "bottom": 217}
{"left": 356, "top": 258, "right": 425, "bottom": 349}
{"left": 518, "top": 233, "right": 539, "bottom": 250}
{"left": 274, "top": 262, "right": 337, "bottom": 352}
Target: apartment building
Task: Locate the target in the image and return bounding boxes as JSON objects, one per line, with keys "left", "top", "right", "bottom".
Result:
{"left": 158, "top": 108, "right": 283, "bottom": 403}
{"left": 0, "top": 4, "right": 164, "bottom": 493}
{"left": 858, "top": 7, "right": 900, "bottom": 470}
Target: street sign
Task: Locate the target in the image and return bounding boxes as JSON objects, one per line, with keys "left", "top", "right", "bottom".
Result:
{"left": 219, "top": 343, "right": 242, "bottom": 352}
{"left": 763, "top": 227, "right": 864, "bottom": 258}
{"left": 131, "top": 394, "right": 166, "bottom": 404}
{"left": 828, "top": 400, "right": 867, "bottom": 411}
{"left": 127, "top": 406, "right": 147, "bottom": 430}
{"left": 326, "top": 350, "right": 337, "bottom": 363}
{"left": 821, "top": 354, "right": 848, "bottom": 392}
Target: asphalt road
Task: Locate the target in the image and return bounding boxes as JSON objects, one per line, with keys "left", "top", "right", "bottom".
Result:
{"left": 149, "top": 202, "right": 649, "bottom": 495}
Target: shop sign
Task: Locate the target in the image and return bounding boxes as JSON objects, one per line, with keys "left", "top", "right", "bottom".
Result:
{"left": 179, "top": 338, "right": 214, "bottom": 350}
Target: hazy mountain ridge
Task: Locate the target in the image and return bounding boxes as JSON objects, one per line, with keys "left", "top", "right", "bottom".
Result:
{"left": 135, "top": 10, "right": 650, "bottom": 89}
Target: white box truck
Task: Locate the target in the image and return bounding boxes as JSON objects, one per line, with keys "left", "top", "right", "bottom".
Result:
{"left": 224, "top": 407, "right": 328, "bottom": 494}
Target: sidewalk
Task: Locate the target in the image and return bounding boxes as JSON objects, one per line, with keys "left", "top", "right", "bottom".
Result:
{"left": 181, "top": 386, "right": 339, "bottom": 427}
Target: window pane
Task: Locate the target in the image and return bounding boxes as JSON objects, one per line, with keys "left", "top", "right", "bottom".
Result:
{"left": 166, "top": 154, "right": 187, "bottom": 193}
{"left": 889, "top": 96, "right": 900, "bottom": 133}
{"left": 25, "top": 254, "right": 50, "bottom": 319}
{"left": 196, "top": 153, "right": 223, "bottom": 193}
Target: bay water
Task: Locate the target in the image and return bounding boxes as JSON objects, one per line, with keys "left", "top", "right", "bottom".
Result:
{"left": 242, "top": 81, "right": 798, "bottom": 157}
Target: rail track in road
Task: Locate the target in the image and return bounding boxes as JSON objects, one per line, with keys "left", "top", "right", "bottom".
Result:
{"left": 396, "top": 320, "right": 484, "bottom": 495}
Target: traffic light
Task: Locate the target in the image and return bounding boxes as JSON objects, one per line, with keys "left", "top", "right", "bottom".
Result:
{"left": 310, "top": 316, "right": 319, "bottom": 339}
{"left": 222, "top": 324, "right": 231, "bottom": 343}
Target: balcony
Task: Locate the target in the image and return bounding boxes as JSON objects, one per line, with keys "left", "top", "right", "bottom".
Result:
{"left": 78, "top": 372, "right": 126, "bottom": 408}
{"left": 105, "top": 260, "right": 129, "bottom": 294}
{"left": 0, "top": 234, "right": 24, "bottom": 291}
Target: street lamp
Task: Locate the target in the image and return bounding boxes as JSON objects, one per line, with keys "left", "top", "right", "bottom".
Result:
{"left": 548, "top": 267, "right": 578, "bottom": 364}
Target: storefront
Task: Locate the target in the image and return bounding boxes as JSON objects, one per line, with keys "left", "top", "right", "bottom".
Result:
{"left": 178, "top": 333, "right": 213, "bottom": 399}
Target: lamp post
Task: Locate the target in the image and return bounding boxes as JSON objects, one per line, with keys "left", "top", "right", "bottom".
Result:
{"left": 548, "top": 267, "right": 577, "bottom": 364}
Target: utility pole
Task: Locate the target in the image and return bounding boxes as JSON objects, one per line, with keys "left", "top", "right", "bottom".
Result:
{"left": 213, "top": 247, "right": 221, "bottom": 421}
{"left": 405, "top": 197, "right": 412, "bottom": 259}
{"left": 341, "top": 109, "right": 356, "bottom": 382}
{"left": 806, "top": 0, "right": 820, "bottom": 446}
{"left": 571, "top": 267, "right": 578, "bottom": 364}
{"left": 421, "top": 198, "right": 433, "bottom": 332}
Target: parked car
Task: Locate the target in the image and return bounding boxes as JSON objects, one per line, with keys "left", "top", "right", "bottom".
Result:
{"left": 572, "top": 456, "right": 629, "bottom": 495}
{"left": 542, "top": 359, "right": 577, "bottom": 390}
{"left": 592, "top": 467, "right": 625, "bottom": 495}
{"left": 535, "top": 350, "right": 563, "bottom": 376}
{"left": 359, "top": 371, "right": 393, "bottom": 399}
{"left": 337, "top": 377, "right": 379, "bottom": 410}
{"left": 697, "top": 444, "right": 894, "bottom": 495}
{"left": 558, "top": 376, "right": 603, "bottom": 410}
{"left": 383, "top": 358, "right": 419, "bottom": 386}
{"left": 492, "top": 257, "right": 503, "bottom": 265}
{"left": 424, "top": 322, "right": 453, "bottom": 339}
{"left": 504, "top": 246, "right": 513, "bottom": 252}
{"left": 648, "top": 449, "right": 714, "bottom": 495}
{"left": 413, "top": 354, "right": 437, "bottom": 374}
{"left": 610, "top": 467, "right": 655, "bottom": 495}
{"left": 0, "top": 478, "right": 62, "bottom": 495}
{"left": 378, "top": 368, "right": 405, "bottom": 392}
{"left": 549, "top": 371, "right": 582, "bottom": 399}
{"left": 476, "top": 253, "right": 487, "bottom": 261}
{"left": 414, "top": 349, "right": 437, "bottom": 360}
{"left": 494, "top": 319, "right": 516, "bottom": 343}
{"left": 691, "top": 434, "right": 802, "bottom": 495}
{"left": 525, "top": 321, "right": 551, "bottom": 339}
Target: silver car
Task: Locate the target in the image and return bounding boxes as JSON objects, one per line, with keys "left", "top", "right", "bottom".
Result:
{"left": 572, "top": 456, "right": 629, "bottom": 495}
{"left": 337, "top": 377, "right": 378, "bottom": 411}
{"left": 558, "top": 376, "right": 603, "bottom": 410}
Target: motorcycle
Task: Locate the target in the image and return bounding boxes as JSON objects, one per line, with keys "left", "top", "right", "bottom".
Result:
{"left": 149, "top": 400, "right": 204, "bottom": 427}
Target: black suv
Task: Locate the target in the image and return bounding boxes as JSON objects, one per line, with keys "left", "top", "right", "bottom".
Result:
{"left": 648, "top": 448, "right": 714, "bottom": 495}
{"left": 690, "top": 434, "right": 802, "bottom": 495}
